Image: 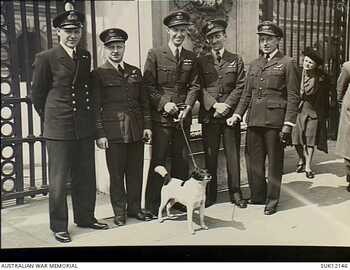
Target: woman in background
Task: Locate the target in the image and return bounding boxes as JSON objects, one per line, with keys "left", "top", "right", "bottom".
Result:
{"left": 336, "top": 61, "right": 350, "bottom": 192}
{"left": 292, "top": 47, "right": 329, "bottom": 179}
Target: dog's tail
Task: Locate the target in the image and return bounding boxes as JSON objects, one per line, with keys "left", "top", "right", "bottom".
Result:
{"left": 154, "top": 166, "right": 171, "bottom": 185}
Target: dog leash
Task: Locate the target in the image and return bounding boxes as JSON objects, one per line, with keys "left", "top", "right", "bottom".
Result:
{"left": 180, "top": 118, "right": 237, "bottom": 222}
{"left": 179, "top": 118, "right": 198, "bottom": 169}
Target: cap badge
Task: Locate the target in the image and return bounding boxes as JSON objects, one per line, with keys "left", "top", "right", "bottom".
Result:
{"left": 207, "top": 21, "right": 214, "bottom": 30}
{"left": 67, "top": 12, "right": 77, "bottom": 21}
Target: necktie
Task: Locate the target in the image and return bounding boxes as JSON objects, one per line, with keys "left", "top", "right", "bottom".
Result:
{"left": 72, "top": 50, "right": 77, "bottom": 61}
{"left": 118, "top": 64, "right": 124, "bottom": 75}
{"left": 216, "top": 51, "right": 221, "bottom": 63}
{"left": 175, "top": 47, "right": 180, "bottom": 63}
{"left": 265, "top": 53, "right": 270, "bottom": 61}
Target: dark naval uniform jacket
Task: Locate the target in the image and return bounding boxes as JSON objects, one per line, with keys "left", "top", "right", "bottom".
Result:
{"left": 235, "top": 51, "right": 300, "bottom": 128}
{"left": 31, "top": 45, "right": 94, "bottom": 140}
{"left": 198, "top": 50, "right": 246, "bottom": 124}
{"left": 92, "top": 61, "right": 151, "bottom": 142}
{"left": 143, "top": 46, "right": 200, "bottom": 127}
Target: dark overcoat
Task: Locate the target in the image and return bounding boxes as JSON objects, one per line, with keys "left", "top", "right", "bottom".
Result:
{"left": 31, "top": 45, "right": 95, "bottom": 140}
{"left": 91, "top": 61, "right": 151, "bottom": 143}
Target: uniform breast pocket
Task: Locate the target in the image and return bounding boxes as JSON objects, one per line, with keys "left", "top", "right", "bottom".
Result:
{"left": 157, "top": 65, "right": 174, "bottom": 84}
{"left": 266, "top": 70, "right": 286, "bottom": 90}
{"left": 266, "top": 100, "right": 286, "bottom": 126}
{"left": 225, "top": 68, "right": 237, "bottom": 85}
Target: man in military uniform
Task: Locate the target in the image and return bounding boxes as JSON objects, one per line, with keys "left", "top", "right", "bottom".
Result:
{"left": 31, "top": 8, "right": 108, "bottom": 243}
{"left": 92, "top": 28, "right": 153, "bottom": 226}
{"left": 227, "top": 21, "right": 300, "bottom": 215}
{"left": 198, "top": 19, "right": 246, "bottom": 207}
{"left": 143, "top": 10, "right": 200, "bottom": 215}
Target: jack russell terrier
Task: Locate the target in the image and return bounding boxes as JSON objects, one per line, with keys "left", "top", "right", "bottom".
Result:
{"left": 155, "top": 165, "right": 212, "bottom": 234}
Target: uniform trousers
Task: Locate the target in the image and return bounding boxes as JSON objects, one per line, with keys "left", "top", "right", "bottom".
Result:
{"left": 202, "top": 123, "right": 241, "bottom": 203}
{"left": 246, "top": 127, "right": 284, "bottom": 208}
{"left": 105, "top": 141, "right": 144, "bottom": 216}
{"left": 47, "top": 138, "right": 97, "bottom": 233}
{"left": 146, "top": 124, "right": 190, "bottom": 213}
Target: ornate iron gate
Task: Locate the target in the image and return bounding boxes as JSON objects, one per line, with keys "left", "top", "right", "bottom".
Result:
{"left": 261, "top": 0, "right": 350, "bottom": 139}
{"left": 0, "top": 1, "right": 75, "bottom": 206}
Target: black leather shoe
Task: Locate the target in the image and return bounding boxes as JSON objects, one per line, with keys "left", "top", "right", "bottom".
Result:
{"left": 264, "top": 207, "right": 277, "bottom": 215}
{"left": 141, "top": 209, "right": 158, "bottom": 219}
{"left": 347, "top": 183, "right": 350, "bottom": 192}
{"left": 78, "top": 221, "right": 109, "bottom": 230}
{"left": 128, "top": 212, "right": 151, "bottom": 221}
{"left": 305, "top": 170, "right": 315, "bottom": 179}
{"left": 54, "top": 232, "right": 71, "bottom": 243}
{"left": 114, "top": 215, "right": 126, "bottom": 226}
{"left": 232, "top": 199, "right": 247, "bottom": 208}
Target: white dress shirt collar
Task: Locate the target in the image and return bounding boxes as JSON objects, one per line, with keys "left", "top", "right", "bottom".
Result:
{"left": 107, "top": 58, "right": 125, "bottom": 70}
{"left": 168, "top": 41, "right": 183, "bottom": 57}
{"left": 60, "top": 42, "right": 75, "bottom": 59}
{"left": 212, "top": 48, "right": 225, "bottom": 59}
{"left": 266, "top": 49, "right": 279, "bottom": 61}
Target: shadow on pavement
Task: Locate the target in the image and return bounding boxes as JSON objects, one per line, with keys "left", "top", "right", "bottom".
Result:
{"left": 159, "top": 210, "right": 246, "bottom": 231}
{"left": 279, "top": 181, "right": 350, "bottom": 212}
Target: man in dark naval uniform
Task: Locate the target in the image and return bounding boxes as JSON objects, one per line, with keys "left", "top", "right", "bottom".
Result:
{"left": 31, "top": 8, "right": 108, "bottom": 243}
{"left": 92, "top": 28, "right": 153, "bottom": 226}
{"left": 143, "top": 10, "right": 200, "bottom": 216}
{"left": 227, "top": 21, "right": 300, "bottom": 215}
{"left": 198, "top": 19, "right": 247, "bottom": 208}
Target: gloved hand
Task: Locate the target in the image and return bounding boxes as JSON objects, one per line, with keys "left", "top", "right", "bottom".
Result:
{"left": 213, "top": 102, "right": 230, "bottom": 118}
{"left": 178, "top": 105, "right": 192, "bottom": 120}
{"left": 226, "top": 114, "right": 241, "bottom": 126}
{"left": 164, "top": 102, "right": 179, "bottom": 115}
{"left": 96, "top": 137, "right": 109, "bottom": 149}
{"left": 279, "top": 125, "right": 292, "bottom": 147}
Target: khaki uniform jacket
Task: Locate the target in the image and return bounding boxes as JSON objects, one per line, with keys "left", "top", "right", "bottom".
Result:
{"left": 143, "top": 46, "right": 200, "bottom": 127}
{"left": 198, "top": 50, "right": 246, "bottom": 124}
{"left": 31, "top": 45, "right": 95, "bottom": 140}
{"left": 92, "top": 61, "right": 151, "bottom": 143}
{"left": 234, "top": 51, "right": 300, "bottom": 128}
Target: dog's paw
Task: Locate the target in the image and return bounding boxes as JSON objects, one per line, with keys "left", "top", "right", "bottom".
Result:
{"left": 201, "top": 225, "right": 208, "bottom": 230}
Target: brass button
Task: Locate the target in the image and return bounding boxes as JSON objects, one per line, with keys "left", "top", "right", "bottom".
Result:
{"left": 72, "top": 100, "right": 76, "bottom": 104}
{"left": 85, "top": 91, "right": 89, "bottom": 95}
{"left": 72, "top": 93, "right": 75, "bottom": 97}
{"left": 73, "top": 108, "right": 77, "bottom": 112}
{"left": 260, "top": 78, "right": 264, "bottom": 81}
{"left": 71, "top": 86, "right": 74, "bottom": 89}
{"left": 86, "top": 98, "right": 90, "bottom": 102}
{"left": 218, "top": 75, "right": 223, "bottom": 79}
{"left": 259, "top": 87, "right": 262, "bottom": 90}
{"left": 86, "top": 106, "right": 90, "bottom": 110}
{"left": 84, "top": 84, "right": 88, "bottom": 88}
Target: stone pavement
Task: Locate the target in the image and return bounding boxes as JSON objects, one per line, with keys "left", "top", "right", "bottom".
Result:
{"left": 1, "top": 141, "right": 350, "bottom": 249}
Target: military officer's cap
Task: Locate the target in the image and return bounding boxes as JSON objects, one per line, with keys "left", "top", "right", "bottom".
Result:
{"left": 202, "top": 19, "right": 227, "bottom": 37}
{"left": 163, "top": 10, "right": 191, "bottom": 28}
{"left": 53, "top": 10, "right": 84, "bottom": 29}
{"left": 303, "top": 47, "right": 324, "bottom": 65}
{"left": 99, "top": 28, "right": 128, "bottom": 45}
{"left": 257, "top": 21, "right": 283, "bottom": 38}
